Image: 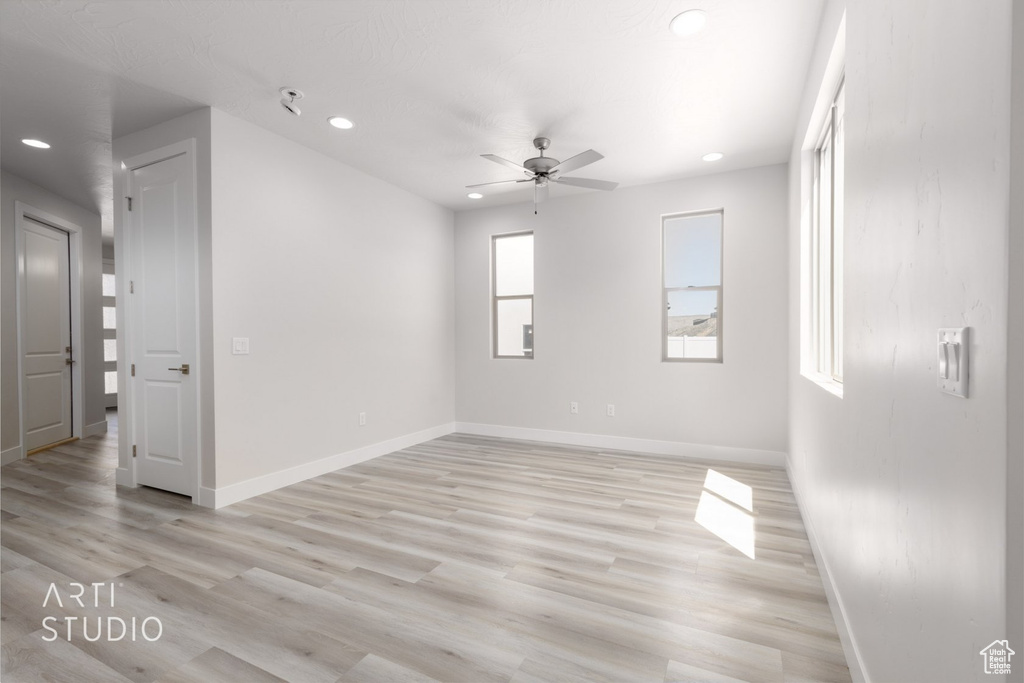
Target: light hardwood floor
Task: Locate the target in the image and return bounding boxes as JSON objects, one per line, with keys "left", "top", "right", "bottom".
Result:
{"left": 1, "top": 416, "right": 850, "bottom": 683}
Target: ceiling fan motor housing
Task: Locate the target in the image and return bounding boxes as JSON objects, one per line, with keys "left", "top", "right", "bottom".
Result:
{"left": 524, "top": 156, "right": 560, "bottom": 174}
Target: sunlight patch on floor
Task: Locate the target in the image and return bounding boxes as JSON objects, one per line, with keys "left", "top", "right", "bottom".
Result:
{"left": 695, "top": 469, "right": 755, "bottom": 559}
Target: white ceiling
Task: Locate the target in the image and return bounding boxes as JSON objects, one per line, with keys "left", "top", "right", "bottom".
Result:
{"left": 0, "top": 0, "right": 824, "bottom": 235}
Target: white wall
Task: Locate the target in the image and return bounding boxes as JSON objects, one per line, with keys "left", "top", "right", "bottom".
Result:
{"left": 455, "top": 165, "right": 789, "bottom": 462}
{"left": 209, "top": 109, "right": 455, "bottom": 489}
{"left": 0, "top": 170, "right": 105, "bottom": 457}
{"left": 787, "top": 2, "right": 1013, "bottom": 681}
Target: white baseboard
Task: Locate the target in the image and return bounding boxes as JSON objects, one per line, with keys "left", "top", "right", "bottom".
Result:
{"left": 454, "top": 422, "right": 787, "bottom": 467}
{"left": 197, "top": 486, "right": 216, "bottom": 509}
{"left": 115, "top": 466, "right": 134, "bottom": 488}
{"left": 206, "top": 422, "right": 457, "bottom": 509}
{"left": 1, "top": 445, "right": 24, "bottom": 466}
{"left": 83, "top": 420, "right": 108, "bottom": 438}
{"left": 786, "top": 454, "right": 869, "bottom": 683}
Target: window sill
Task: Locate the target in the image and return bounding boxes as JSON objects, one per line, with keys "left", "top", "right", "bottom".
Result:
{"left": 802, "top": 371, "right": 844, "bottom": 398}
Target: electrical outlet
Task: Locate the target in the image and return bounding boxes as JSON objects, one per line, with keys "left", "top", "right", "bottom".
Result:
{"left": 358, "top": 412, "right": 367, "bottom": 426}
{"left": 607, "top": 404, "right": 615, "bottom": 417}
{"left": 570, "top": 401, "right": 579, "bottom": 414}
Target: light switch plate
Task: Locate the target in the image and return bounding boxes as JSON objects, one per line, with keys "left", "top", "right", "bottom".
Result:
{"left": 937, "top": 327, "right": 968, "bottom": 398}
{"left": 232, "top": 337, "right": 250, "bottom": 355}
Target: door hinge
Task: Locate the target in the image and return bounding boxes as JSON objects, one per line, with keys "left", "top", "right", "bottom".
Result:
{"left": 129, "top": 280, "right": 134, "bottom": 294}
{"left": 126, "top": 196, "right": 132, "bottom": 211}
{"left": 132, "top": 445, "right": 137, "bottom": 458}
{"left": 131, "top": 363, "right": 135, "bottom": 377}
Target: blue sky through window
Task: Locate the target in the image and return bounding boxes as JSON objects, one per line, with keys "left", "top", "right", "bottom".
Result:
{"left": 664, "top": 213, "right": 721, "bottom": 289}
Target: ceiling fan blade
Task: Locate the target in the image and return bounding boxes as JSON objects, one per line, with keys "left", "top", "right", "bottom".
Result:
{"left": 553, "top": 176, "right": 619, "bottom": 191}
{"left": 481, "top": 154, "right": 530, "bottom": 173}
{"left": 466, "top": 178, "right": 534, "bottom": 188}
{"left": 549, "top": 149, "right": 603, "bottom": 175}
{"left": 535, "top": 182, "right": 549, "bottom": 204}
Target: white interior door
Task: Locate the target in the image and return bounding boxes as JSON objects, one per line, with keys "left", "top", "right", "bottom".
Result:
{"left": 129, "top": 151, "right": 198, "bottom": 497}
{"left": 20, "top": 218, "right": 73, "bottom": 451}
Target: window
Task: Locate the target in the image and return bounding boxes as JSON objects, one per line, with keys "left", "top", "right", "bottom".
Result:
{"left": 663, "top": 210, "right": 723, "bottom": 361}
{"left": 810, "top": 78, "right": 844, "bottom": 383}
{"left": 492, "top": 232, "right": 533, "bottom": 358}
{"left": 102, "top": 259, "right": 118, "bottom": 408}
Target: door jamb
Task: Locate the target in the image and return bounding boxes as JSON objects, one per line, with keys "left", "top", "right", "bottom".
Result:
{"left": 13, "top": 201, "right": 85, "bottom": 461}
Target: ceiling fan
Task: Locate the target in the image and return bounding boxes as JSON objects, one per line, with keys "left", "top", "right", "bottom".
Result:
{"left": 467, "top": 137, "right": 618, "bottom": 209}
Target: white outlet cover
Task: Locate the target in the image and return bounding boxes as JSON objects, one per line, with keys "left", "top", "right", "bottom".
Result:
{"left": 232, "top": 337, "right": 250, "bottom": 355}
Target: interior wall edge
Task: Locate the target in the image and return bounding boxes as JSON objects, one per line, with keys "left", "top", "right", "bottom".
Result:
{"left": 1006, "top": 0, "right": 1024, "bottom": 674}
{"left": 111, "top": 107, "right": 215, "bottom": 493}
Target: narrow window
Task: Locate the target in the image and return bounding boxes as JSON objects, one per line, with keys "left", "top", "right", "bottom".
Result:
{"left": 492, "top": 232, "right": 534, "bottom": 359}
{"left": 102, "top": 259, "right": 118, "bottom": 408}
{"left": 811, "top": 78, "right": 844, "bottom": 382}
{"left": 663, "top": 210, "right": 723, "bottom": 362}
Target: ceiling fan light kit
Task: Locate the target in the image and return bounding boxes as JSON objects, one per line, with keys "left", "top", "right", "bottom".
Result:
{"left": 468, "top": 137, "right": 618, "bottom": 212}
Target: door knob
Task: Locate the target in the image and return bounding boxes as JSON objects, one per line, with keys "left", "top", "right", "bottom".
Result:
{"left": 167, "top": 364, "right": 190, "bottom": 375}
{"left": 65, "top": 358, "right": 76, "bottom": 365}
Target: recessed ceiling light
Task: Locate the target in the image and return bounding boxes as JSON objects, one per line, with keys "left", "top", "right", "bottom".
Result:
{"left": 670, "top": 9, "right": 707, "bottom": 36}
{"left": 22, "top": 138, "right": 50, "bottom": 149}
{"left": 467, "top": 192, "right": 483, "bottom": 199}
{"left": 702, "top": 152, "right": 724, "bottom": 162}
{"left": 328, "top": 116, "right": 354, "bottom": 130}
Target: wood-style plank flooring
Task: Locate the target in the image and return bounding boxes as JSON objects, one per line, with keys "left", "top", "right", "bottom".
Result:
{"left": 2, "top": 415, "right": 850, "bottom": 682}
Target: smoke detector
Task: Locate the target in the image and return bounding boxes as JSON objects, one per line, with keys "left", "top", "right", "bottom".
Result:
{"left": 279, "top": 87, "right": 304, "bottom": 116}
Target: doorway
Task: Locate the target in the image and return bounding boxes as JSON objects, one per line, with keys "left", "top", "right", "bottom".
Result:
{"left": 15, "top": 201, "right": 84, "bottom": 456}
{"left": 120, "top": 139, "right": 201, "bottom": 500}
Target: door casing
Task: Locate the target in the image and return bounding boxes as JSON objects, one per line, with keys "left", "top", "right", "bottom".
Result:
{"left": 14, "top": 201, "right": 85, "bottom": 459}
{"left": 117, "top": 138, "right": 203, "bottom": 502}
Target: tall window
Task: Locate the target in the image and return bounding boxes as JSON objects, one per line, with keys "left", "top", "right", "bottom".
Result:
{"left": 102, "top": 259, "right": 118, "bottom": 408}
{"left": 492, "top": 232, "right": 534, "bottom": 358}
{"left": 663, "top": 210, "right": 723, "bottom": 362}
{"left": 811, "top": 78, "right": 845, "bottom": 382}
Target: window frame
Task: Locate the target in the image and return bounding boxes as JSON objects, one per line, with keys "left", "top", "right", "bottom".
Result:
{"left": 102, "top": 258, "right": 118, "bottom": 408}
{"left": 491, "top": 230, "right": 534, "bottom": 360}
{"left": 810, "top": 77, "right": 845, "bottom": 384}
{"left": 661, "top": 208, "right": 724, "bottom": 363}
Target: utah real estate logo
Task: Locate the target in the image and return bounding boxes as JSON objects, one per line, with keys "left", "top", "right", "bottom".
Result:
{"left": 980, "top": 640, "right": 1015, "bottom": 675}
